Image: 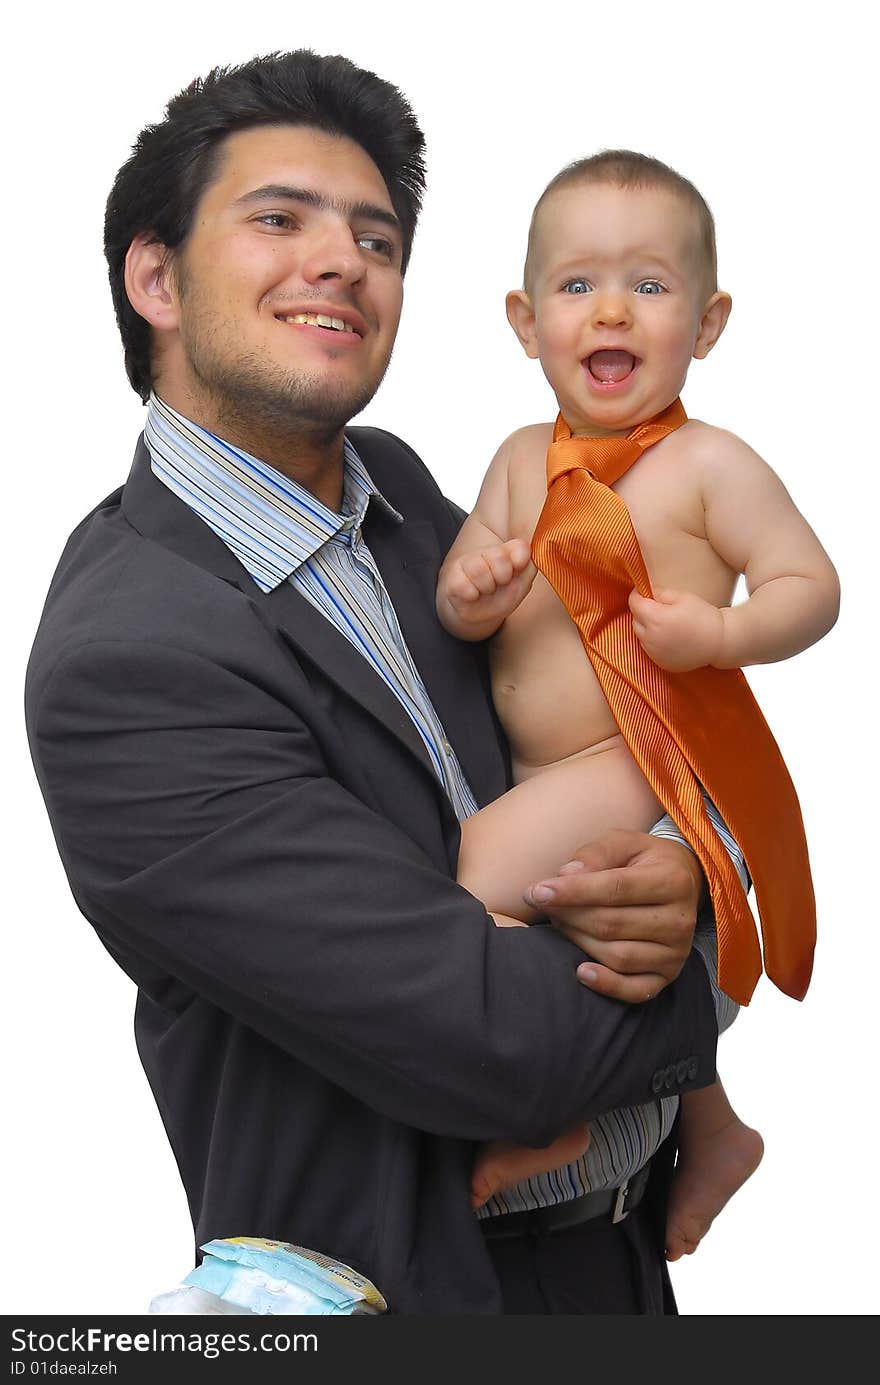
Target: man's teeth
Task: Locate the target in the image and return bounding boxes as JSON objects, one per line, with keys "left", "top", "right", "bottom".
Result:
{"left": 280, "top": 313, "right": 356, "bottom": 333}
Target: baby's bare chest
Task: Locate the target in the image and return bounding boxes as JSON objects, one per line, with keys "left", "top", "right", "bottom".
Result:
{"left": 492, "top": 428, "right": 737, "bottom": 765}
{"left": 508, "top": 430, "right": 732, "bottom": 601}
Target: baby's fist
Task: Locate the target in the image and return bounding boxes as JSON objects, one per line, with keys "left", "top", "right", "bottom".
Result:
{"left": 439, "top": 539, "right": 537, "bottom": 636}
{"left": 628, "top": 588, "right": 724, "bottom": 671}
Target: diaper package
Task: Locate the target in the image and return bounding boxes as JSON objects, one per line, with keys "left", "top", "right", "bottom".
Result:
{"left": 148, "top": 1285, "right": 252, "bottom": 1315}
{"left": 150, "top": 1237, "right": 387, "bottom": 1316}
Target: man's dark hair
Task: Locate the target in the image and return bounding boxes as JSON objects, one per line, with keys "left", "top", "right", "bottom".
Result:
{"left": 104, "top": 51, "right": 427, "bottom": 400}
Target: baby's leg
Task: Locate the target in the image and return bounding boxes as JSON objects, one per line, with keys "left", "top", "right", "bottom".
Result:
{"left": 462, "top": 740, "right": 659, "bottom": 1206}
{"left": 665, "top": 1078, "right": 764, "bottom": 1260}
{"left": 458, "top": 737, "right": 662, "bottom": 923}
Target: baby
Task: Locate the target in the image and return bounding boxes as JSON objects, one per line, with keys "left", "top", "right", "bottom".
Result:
{"left": 436, "top": 151, "right": 839, "bottom": 1260}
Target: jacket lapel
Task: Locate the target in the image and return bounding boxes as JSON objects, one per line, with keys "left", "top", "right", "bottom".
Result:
{"left": 353, "top": 429, "right": 509, "bottom": 808}
{"left": 252, "top": 576, "right": 438, "bottom": 776}
{"left": 365, "top": 510, "right": 508, "bottom": 808}
{"left": 121, "top": 436, "right": 440, "bottom": 781}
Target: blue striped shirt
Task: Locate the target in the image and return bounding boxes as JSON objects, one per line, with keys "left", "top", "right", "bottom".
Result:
{"left": 146, "top": 394, "right": 476, "bottom": 814}
{"left": 145, "top": 393, "right": 743, "bottom": 1216}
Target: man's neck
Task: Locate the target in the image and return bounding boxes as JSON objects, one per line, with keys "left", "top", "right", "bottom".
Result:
{"left": 156, "top": 384, "right": 346, "bottom": 512}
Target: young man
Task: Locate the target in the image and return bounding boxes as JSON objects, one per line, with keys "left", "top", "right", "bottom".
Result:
{"left": 25, "top": 52, "right": 737, "bottom": 1315}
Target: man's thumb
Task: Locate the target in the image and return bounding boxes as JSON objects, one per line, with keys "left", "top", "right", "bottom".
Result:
{"left": 558, "top": 828, "right": 643, "bottom": 875}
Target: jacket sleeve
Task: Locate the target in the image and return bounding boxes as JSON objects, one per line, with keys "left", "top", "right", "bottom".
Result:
{"left": 28, "top": 636, "right": 718, "bottom": 1147}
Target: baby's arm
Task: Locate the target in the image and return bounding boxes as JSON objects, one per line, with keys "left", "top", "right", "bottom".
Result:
{"left": 630, "top": 430, "right": 840, "bottom": 671}
{"left": 436, "top": 434, "right": 538, "bottom": 642}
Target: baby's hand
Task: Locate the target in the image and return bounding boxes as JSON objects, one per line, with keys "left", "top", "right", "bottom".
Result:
{"left": 628, "top": 589, "right": 725, "bottom": 672}
{"left": 440, "top": 539, "right": 537, "bottom": 632}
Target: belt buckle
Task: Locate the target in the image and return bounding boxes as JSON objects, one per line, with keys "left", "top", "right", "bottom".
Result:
{"left": 611, "top": 1178, "right": 630, "bottom": 1224}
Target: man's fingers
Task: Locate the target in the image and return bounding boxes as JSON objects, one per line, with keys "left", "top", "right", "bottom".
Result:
{"left": 564, "top": 938, "right": 680, "bottom": 977}
{"left": 527, "top": 831, "right": 699, "bottom": 911}
{"left": 553, "top": 829, "right": 656, "bottom": 875}
{"left": 523, "top": 831, "right": 701, "bottom": 992}
{"left": 523, "top": 833, "right": 701, "bottom": 992}
{"left": 542, "top": 894, "right": 695, "bottom": 955}
{"left": 528, "top": 863, "right": 685, "bottom": 913}
{"left": 575, "top": 963, "right": 668, "bottom": 1003}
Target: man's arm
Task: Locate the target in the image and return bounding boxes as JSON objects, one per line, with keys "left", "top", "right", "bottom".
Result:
{"left": 28, "top": 637, "right": 718, "bottom": 1149}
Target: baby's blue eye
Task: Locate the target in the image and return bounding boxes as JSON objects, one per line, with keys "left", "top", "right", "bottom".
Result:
{"left": 635, "top": 280, "right": 666, "bottom": 295}
{"left": 563, "top": 279, "right": 591, "bottom": 294}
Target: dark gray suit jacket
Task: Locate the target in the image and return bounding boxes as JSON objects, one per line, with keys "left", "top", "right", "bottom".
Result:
{"left": 25, "top": 426, "right": 717, "bottom": 1313}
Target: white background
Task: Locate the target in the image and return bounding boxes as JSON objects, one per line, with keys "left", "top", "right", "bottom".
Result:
{"left": 6, "top": 0, "right": 876, "bottom": 1315}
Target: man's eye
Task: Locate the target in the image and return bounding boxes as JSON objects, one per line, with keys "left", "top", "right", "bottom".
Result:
{"left": 562, "top": 278, "right": 591, "bottom": 295}
{"left": 255, "top": 212, "right": 295, "bottom": 230}
{"left": 635, "top": 280, "right": 666, "bottom": 295}
{"left": 358, "top": 234, "right": 395, "bottom": 259}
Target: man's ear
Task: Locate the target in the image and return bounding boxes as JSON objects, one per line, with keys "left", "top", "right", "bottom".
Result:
{"left": 124, "top": 235, "right": 180, "bottom": 333}
{"left": 693, "top": 290, "right": 732, "bottom": 360}
{"left": 506, "top": 289, "right": 540, "bottom": 359}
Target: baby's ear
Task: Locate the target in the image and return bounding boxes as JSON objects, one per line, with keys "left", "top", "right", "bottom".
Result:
{"left": 693, "top": 291, "right": 733, "bottom": 359}
{"left": 506, "top": 290, "right": 539, "bottom": 359}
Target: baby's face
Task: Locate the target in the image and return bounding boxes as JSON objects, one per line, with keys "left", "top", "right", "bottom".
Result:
{"left": 513, "top": 182, "right": 723, "bottom": 436}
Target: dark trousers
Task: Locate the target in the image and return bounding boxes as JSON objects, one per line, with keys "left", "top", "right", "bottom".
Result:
{"left": 482, "top": 1203, "right": 676, "bottom": 1315}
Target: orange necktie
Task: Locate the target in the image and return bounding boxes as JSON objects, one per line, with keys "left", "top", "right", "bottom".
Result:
{"left": 531, "top": 398, "right": 815, "bottom": 1005}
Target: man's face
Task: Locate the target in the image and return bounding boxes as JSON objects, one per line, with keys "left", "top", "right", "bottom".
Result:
{"left": 154, "top": 124, "right": 405, "bottom": 439}
{"left": 519, "top": 182, "right": 714, "bottom": 436}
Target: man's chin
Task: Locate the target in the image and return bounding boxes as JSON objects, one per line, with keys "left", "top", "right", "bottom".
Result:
{"left": 222, "top": 381, "right": 373, "bottom": 434}
{"left": 187, "top": 357, "right": 388, "bottom": 443}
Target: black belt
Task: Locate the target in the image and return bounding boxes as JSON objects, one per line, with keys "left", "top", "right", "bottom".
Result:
{"left": 478, "top": 1159, "right": 652, "bottom": 1241}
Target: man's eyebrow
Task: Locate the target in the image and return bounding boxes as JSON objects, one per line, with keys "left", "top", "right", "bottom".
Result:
{"left": 233, "top": 184, "right": 401, "bottom": 233}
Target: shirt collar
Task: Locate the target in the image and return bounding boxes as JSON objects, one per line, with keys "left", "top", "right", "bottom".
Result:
{"left": 144, "top": 392, "right": 403, "bottom": 591}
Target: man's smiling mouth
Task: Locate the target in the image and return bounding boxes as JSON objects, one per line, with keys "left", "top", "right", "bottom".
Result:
{"left": 276, "top": 312, "right": 361, "bottom": 336}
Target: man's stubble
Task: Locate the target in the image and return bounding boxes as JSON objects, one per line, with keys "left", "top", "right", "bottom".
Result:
{"left": 170, "top": 261, "right": 394, "bottom": 448}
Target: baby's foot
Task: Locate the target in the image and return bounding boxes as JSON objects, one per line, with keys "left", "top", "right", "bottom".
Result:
{"left": 471, "top": 1126, "right": 591, "bottom": 1210}
{"left": 665, "top": 1117, "right": 764, "bottom": 1260}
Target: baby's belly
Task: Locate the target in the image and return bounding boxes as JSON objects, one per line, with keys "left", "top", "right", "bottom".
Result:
{"left": 490, "top": 574, "right": 621, "bottom": 778}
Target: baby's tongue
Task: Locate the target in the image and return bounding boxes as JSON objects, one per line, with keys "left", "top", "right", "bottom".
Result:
{"left": 588, "top": 350, "right": 635, "bottom": 383}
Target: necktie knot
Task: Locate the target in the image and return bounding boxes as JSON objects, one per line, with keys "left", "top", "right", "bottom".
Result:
{"left": 547, "top": 398, "right": 690, "bottom": 489}
{"left": 546, "top": 434, "right": 643, "bottom": 488}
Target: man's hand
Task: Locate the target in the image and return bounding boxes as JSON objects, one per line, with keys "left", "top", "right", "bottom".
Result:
{"left": 440, "top": 539, "right": 537, "bottom": 633}
{"left": 628, "top": 588, "right": 725, "bottom": 671}
{"left": 523, "top": 830, "right": 703, "bottom": 1003}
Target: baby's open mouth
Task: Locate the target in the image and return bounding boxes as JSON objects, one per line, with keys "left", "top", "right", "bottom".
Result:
{"left": 587, "top": 350, "right": 637, "bottom": 383}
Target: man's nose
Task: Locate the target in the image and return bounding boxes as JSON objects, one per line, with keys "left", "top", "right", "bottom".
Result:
{"left": 299, "top": 218, "right": 364, "bottom": 285}
{"left": 591, "top": 291, "right": 631, "bottom": 329}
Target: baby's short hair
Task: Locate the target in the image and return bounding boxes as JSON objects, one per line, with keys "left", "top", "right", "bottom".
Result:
{"left": 524, "top": 149, "right": 718, "bottom": 297}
